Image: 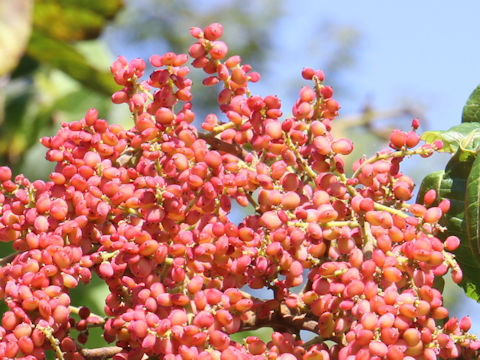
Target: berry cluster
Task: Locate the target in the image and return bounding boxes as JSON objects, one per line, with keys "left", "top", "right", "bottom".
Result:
{"left": 0, "top": 22, "right": 478, "bottom": 360}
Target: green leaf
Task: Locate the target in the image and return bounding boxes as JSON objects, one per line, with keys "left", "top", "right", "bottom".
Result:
{"left": 0, "top": 0, "right": 33, "bottom": 77}
{"left": 421, "top": 122, "right": 480, "bottom": 153}
{"left": 420, "top": 149, "right": 480, "bottom": 302}
{"left": 26, "top": 30, "right": 117, "bottom": 95}
{"left": 462, "top": 84, "right": 480, "bottom": 123}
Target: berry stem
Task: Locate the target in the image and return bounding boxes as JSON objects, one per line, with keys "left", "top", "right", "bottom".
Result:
{"left": 351, "top": 147, "right": 432, "bottom": 180}
{"left": 373, "top": 202, "right": 409, "bottom": 219}
{"left": 37, "top": 325, "right": 65, "bottom": 360}
{"left": 285, "top": 133, "right": 317, "bottom": 181}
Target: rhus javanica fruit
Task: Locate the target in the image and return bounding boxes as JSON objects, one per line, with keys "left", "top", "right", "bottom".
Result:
{"left": 0, "top": 23, "right": 478, "bottom": 360}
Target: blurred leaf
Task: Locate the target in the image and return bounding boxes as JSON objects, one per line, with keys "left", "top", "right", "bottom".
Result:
{"left": 1, "top": 88, "right": 38, "bottom": 164}
{"left": 462, "top": 84, "right": 480, "bottom": 123}
{"left": 59, "top": 0, "right": 124, "bottom": 18}
{"left": 421, "top": 122, "right": 480, "bottom": 153}
{"left": 0, "top": 0, "right": 33, "bottom": 77}
{"left": 33, "top": 0, "right": 123, "bottom": 41}
{"left": 27, "top": 30, "right": 117, "bottom": 95}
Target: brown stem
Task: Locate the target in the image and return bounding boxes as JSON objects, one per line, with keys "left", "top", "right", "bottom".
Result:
{"left": 198, "top": 132, "right": 246, "bottom": 160}
{"left": 80, "top": 346, "right": 123, "bottom": 359}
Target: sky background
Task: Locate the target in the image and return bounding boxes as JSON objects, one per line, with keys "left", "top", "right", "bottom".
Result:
{"left": 272, "top": 1, "right": 480, "bottom": 126}
{"left": 104, "top": 0, "right": 480, "bottom": 334}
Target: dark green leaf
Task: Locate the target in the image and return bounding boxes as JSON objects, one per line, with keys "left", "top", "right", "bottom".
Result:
{"left": 421, "top": 122, "right": 480, "bottom": 153}
{"left": 421, "top": 150, "right": 480, "bottom": 302}
{"left": 27, "top": 30, "right": 118, "bottom": 95}
{"left": 462, "top": 84, "right": 480, "bottom": 123}
{"left": 465, "top": 153, "right": 480, "bottom": 261}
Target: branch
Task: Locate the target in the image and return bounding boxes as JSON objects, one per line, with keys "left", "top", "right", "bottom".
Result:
{"left": 198, "top": 132, "right": 246, "bottom": 160}
{"left": 80, "top": 346, "right": 122, "bottom": 359}
{"left": 0, "top": 251, "right": 18, "bottom": 266}
{"left": 241, "top": 303, "right": 341, "bottom": 344}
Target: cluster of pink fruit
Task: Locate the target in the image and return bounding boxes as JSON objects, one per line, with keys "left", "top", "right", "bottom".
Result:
{"left": 0, "top": 22, "right": 478, "bottom": 360}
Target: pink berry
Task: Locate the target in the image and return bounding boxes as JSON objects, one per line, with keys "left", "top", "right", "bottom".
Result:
{"left": 204, "top": 23, "right": 223, "bottom": 40}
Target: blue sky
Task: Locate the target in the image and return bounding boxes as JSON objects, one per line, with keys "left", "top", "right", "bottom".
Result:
{"left": 270, "top": 1, "right": 480, "bottom": 127}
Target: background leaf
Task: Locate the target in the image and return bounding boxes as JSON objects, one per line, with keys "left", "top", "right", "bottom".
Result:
{"left": 33, "top": 0, "right": 123, "bottom": 41}
{"left": 27, "top": 30, "right": 118, "bottom": 95}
